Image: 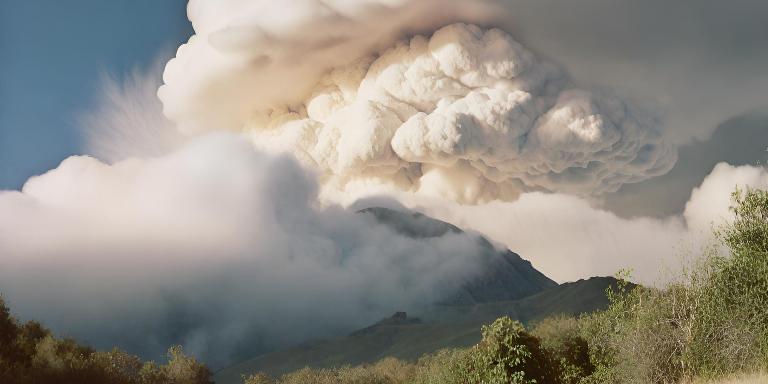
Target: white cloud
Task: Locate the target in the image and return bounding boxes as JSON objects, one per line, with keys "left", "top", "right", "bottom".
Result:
{"left": 344, "top": 163, "right": 768, "bottom": 285}
{"left": 156, "top": 0, "right": 768, "bottom": 209}
{"left": 81, "top": 60, "right": 185, "bottom": 163}
{"left": 244, "top": 23, "right": 675, "bottom": 203}
{"left": 0, "top": 134, "right": 491, "bottom": 366}
{"left": 159, "top": 0, "right": 498, "bottom": 134}
{"left": 161, "top": 0, "right": 768, "bottom": 148}
{"left": 684, "top": 163, "right": 768, "bottom": 230}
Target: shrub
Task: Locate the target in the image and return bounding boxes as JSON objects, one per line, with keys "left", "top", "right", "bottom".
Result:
{"left": 458, "top": 316, "right": 554, "bottom": 384}
{"left": 243, "top": 372, "right": 275, "bottom": 384}
{"left": 412, "top": 348, "right": 473, "bottom": 384}
{"left": 246, "top": 357, "right": 418, "bottom": 384}
{"left": 0, "top": 296, "right": 212, "bottom": 384}
{"left": 251, "top": 317, "right": 560, "bottom": 384}
{"left": 685, "top": 188, "right": 768, "bottom": 377}
{"left": 531, "top": 315, "right": 593, "bottom": 384}
{"left": 578, "top": 187, "right": 768, "bottom": 383}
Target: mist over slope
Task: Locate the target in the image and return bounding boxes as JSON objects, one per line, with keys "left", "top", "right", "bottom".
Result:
{"left": 359, "top": 207, "right": 557, "bottom": 304}
{"left": 0, "top": 135, "right": 558, "bottom": 367}
{"left": 212, "top": 207, "right": 612, "bottom": 383}
{"left": 214, "top": 276, "right": 619, "bottom": 383}
{"left": 0, "top": 136, "right": 471, "bottom": 365}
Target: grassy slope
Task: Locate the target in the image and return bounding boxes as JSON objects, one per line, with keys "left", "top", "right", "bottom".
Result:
{"left": 214, "top": 276, "right": 618, "bottom": 384}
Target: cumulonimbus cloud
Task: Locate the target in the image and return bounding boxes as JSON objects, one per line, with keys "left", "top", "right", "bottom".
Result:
{"left": 159, "top": 0, "right": 497, "bottom": 134}
{"left": 162, "top": 18, "right": 676, "bottom": 203}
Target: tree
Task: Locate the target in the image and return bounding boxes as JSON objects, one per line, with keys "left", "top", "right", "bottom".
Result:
{"left": 0, "top": 295, "right": 213, "bottom": 384}
{"left": 463, "top": 316, "right": 554, "bottom": 384}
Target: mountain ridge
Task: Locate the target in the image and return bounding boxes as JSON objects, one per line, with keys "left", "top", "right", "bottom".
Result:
{"left": 214, "top": 276, "right": 619, "bottom": 383}
{"left": 358, "top": 207, "right": 557, "bottom": 305}
{"left": 213, "top": 208, "right": 617, "bottom": 384}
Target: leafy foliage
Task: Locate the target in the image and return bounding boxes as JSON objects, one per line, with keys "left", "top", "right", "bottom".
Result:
{"left": 464, "top": 317, "right": 552, "bottom": 384}
{"left": 578, "top": 187, "right": 768, "bottom": 383}
{"left": 244, "top": 317, "right": 558, "bottom": 384}
{"left": 0, "top": 296, "right": 212, "bottom": 384}
{"left": 531, "top": 315, "right": 593, "bottom": 384}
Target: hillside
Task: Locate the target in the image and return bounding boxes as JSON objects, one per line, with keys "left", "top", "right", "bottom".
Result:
{"left": 214, "top": 277, "right": 619, "bottom": 383}
{"left": 358, "top": 207, "right": 558, "bottom": 304}
{"left": 214, "top": 208, "right": 616, "bottom": 383}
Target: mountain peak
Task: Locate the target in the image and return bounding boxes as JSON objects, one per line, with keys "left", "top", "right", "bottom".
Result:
{"left": 357, "top": 207, "right": 557, "bottom": 305}
{"left": 349, "top": 311, "right": 423, "bottom": 337}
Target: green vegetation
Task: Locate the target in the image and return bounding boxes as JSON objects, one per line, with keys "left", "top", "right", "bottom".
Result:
{"left": 215, "top": 277, "right": 616, "bottom": 383}
{"left": 0, "top": 297, "right": 212, "bottom": 384}
{"left": 580, "top": 187, "right": 768, "bottom": 383}
{"left": 240, "top": 315, "right": 591, "bottom": 384}
{"left": 240, "top": 187, "right": 768, "bottom": 384}
{"left": 530, "top": 315, "right": 593, "bottom": 384}
{"left": 243, "top": 317, "right": 558, "bottom": 384}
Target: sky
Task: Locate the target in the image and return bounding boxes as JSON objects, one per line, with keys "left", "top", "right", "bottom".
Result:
{"left": 1, "top": 0, "right": 767, "bottom": 367}
{"left": 0, "top": 0, "right": 192, "bottom": 190}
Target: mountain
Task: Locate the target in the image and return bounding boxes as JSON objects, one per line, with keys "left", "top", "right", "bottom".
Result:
{"left": 358, "top": 207, "right": 557, "bottom": 304}
{"left": 214, "top": 277, "right": 619, "bottom": 383}
{"left": 213, "top": 207, "right": 618, "bottom": 384}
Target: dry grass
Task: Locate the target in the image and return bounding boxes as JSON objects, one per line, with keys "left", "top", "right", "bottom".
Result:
{"left": 685, "top": 371, "right": 768, "bottom": 384}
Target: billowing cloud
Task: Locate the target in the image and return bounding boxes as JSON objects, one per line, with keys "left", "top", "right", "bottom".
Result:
{"left": 159, "top": 0, "right": 498, "bottom": 134}
{"left": 345, "top": 163, "right": 768, "bottom": 284}
{"left": 683, "top": 163, "right": 768, "bottom": 231}
{"left": 485, "top": 0, "right": 768, "bottom": 146}
{"left": 169, "top": 22, "right": 673, "bottom": 203}
{"left": 161, "top": 0, "right": 768, "bottom": 146}
{"left": 0, "top": 134, "right": 494, "bottom": 366}
{"left": 2, "top": 133, "right": 762, "bottom": 368}
{"left": 602, "top": 113, "right": 768, "bottom": 219}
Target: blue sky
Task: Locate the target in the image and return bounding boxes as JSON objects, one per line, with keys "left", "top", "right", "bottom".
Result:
{"left": 0, "top": 0, "right": 192, "bottom": 190}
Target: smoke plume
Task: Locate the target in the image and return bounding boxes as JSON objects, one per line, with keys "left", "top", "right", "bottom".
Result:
{"left": 0, "top": 134, "right": 491, "bottom": 366}
{"left": 163, "top": 17, "right": 676, "bottom": 203}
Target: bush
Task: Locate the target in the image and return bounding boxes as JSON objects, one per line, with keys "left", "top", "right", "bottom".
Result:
{"left": 413, "top": 317, "right": 556, "bottom": 384}
{"left": 579, "top": 281, "right": 691, "bottom": 383}
{"left": 412, "top": 348, "right": 473, "bottom": 384}
{"left": 578, "top": 187, "right": 768, "bottom": 384}
{"left": 0, "top": 296, "right": 212, "bottom": 384}
{"left": 531, "top": 315, "right": 593, "bottom": 384}
{"left": 245, "top": 317, "right": 558, "bottom": 384}
{"left": 245, "top": 357, "right": 417, "bottom": 384}
{"left": 686, "top": 188, "right": 768, "bottom": 377}
{"left": 463, "top": 316, "right": 553, "bottom": 384}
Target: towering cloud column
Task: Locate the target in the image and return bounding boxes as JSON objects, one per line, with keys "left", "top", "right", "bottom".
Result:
{"left": 162, "top": 11, "right": 676, "bottom": 203}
